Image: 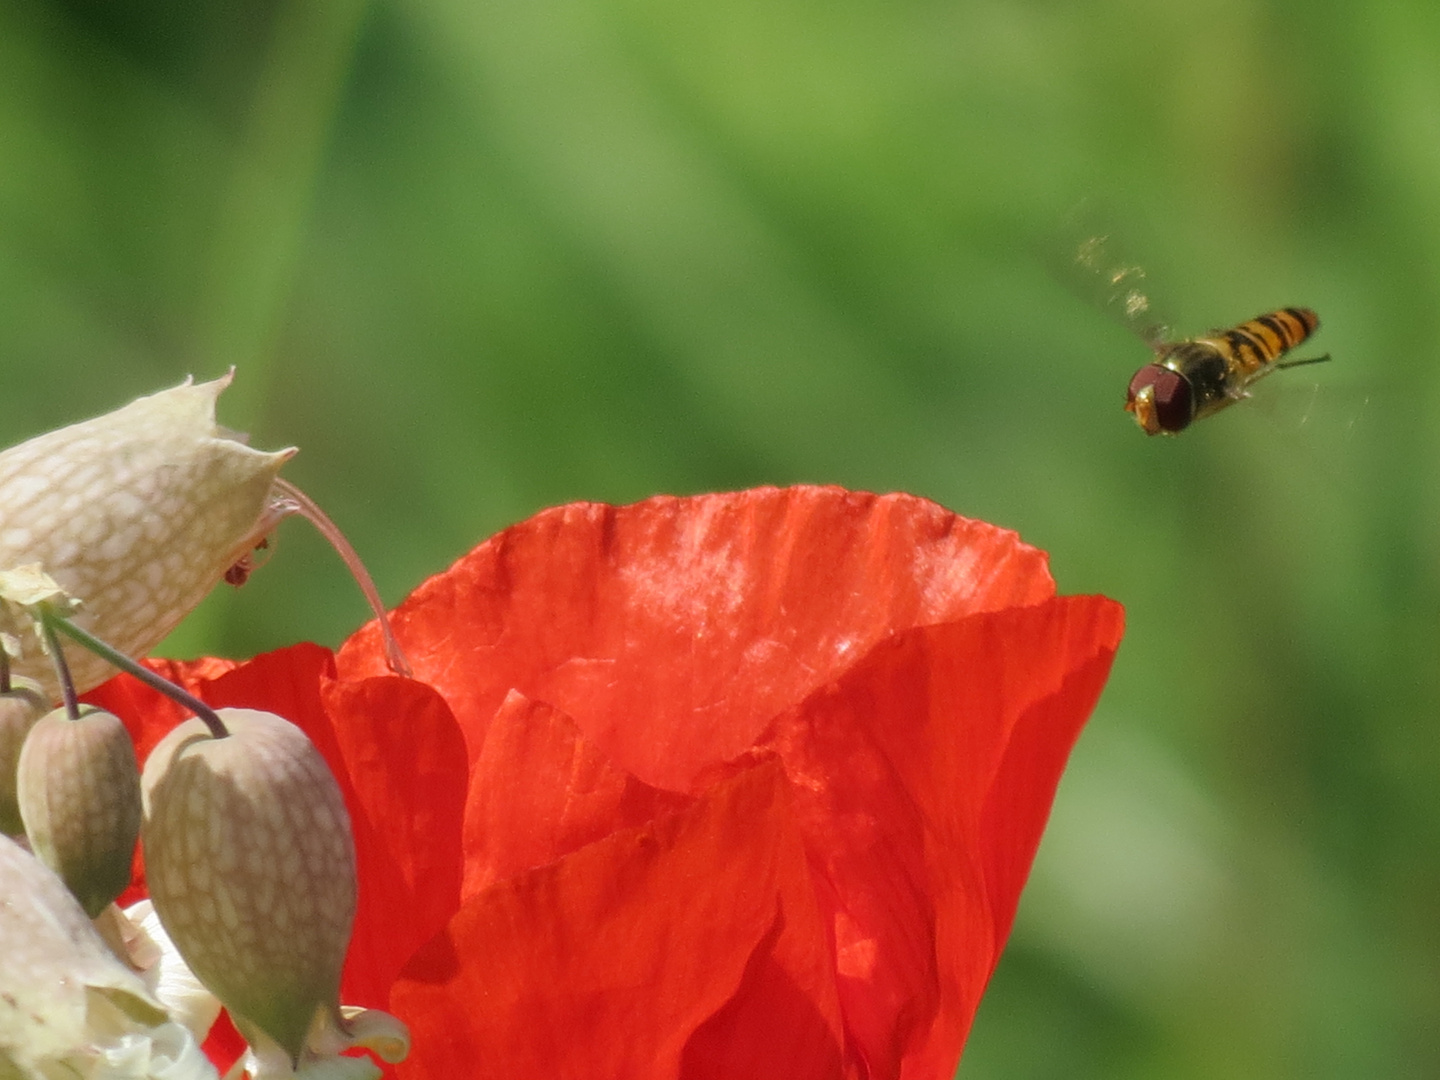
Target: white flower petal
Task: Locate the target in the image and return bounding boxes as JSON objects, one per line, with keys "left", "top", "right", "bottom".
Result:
{"left": 0, "top": 837, "right": 219, "bottom": 1080}
{"left": 120, "top": 900, "right": 223, "bottom": 1043}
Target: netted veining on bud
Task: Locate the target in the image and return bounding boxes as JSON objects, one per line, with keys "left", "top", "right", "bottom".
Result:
{"left": 0, "top": 374, "right": 294, "bottom": 698}
{"left": 142, "top": 708, "right": 357, "bottom": 1065}
{"left": 0, "top": 675, "right": 46, "bottom": 835}
{"left": 17, "top": 705, "right": 143, "bottom": 917}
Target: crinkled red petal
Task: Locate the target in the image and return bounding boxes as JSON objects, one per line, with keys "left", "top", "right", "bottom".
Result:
{"left": 320, "top": 673, "right": 468, "bottom": 1001}
{"left": 392, "top": 759, "right": 848, "bottom": 1080}
{"left": 757, "top": 594, "right": 1124, "bottom": 1077}
{"left": 87, "top": 487, "right": 1122, "bottom": 1080}
{"left": 461, "top": 690, "right": 692, "bottom": 898}
{"left": 338, "top": 486, "right": 1054, "bottom": 792}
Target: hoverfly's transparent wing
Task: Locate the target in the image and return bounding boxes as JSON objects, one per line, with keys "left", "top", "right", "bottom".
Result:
{"left": 1234, "top": 366, "right": 1381, "bottom": 499}
{"left": 1069, "top": 230, "right": 1171, "bottom": 348}
{"left": 1044, "top": 202, "right": 1176, "bottom": 349}
{"left": 1250, "top": 362, "right": 1373, "bottom": 445}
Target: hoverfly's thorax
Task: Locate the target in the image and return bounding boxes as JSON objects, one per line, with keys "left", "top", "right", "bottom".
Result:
{"left": 1159, "top": 339, "right": 1234, "bottom": 420}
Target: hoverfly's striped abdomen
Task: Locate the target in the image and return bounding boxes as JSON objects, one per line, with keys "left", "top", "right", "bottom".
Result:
{"left": 1221, "top": 307, "right": 1319, "bottom": 378}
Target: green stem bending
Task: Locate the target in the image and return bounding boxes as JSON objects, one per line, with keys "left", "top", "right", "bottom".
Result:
{"left": 37, "top": 615, "right": 80, "bottom": 720}
{"left": 271, "top": 477, "right": 413, "bottom": 678}
{"left": 44, "top": 611, "right": 229, "bottom": 738}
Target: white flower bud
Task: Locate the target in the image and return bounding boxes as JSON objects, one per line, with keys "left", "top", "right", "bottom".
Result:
{"left": 0, "top": 373, "right": 294, "bottom": 697}
{"left": 142, "top": 708, "right": 356, "bottom": 1065}
{"left": 17, "top": 704, "right": 143, "bottom": 917}
{"left": 0, "top": 674, "right": 46, "bottom": 834}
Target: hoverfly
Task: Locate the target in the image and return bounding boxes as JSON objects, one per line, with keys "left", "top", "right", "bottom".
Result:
{"left": 1124, "top": 307, "right": 1330, "bottom": 436}
{"left": 1069, "top": 232, "right": 1331, "bottom": 435}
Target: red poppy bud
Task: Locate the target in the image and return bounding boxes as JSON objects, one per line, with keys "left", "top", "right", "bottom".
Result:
{"left": 0, "top": 674, "right": 46, "bottom": 835}
{"left": 141, "top": 708, "right": 357, "bottom": 1065}
{"left": 16, "top": 704, "right": 142, "bottom": 917}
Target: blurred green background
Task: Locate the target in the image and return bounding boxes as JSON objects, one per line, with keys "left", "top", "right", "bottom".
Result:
{"left": 3, "top": 0, "right": 1438, "bottom": 1073}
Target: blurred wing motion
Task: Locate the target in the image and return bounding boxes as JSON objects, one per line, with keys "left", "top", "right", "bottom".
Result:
{"left": 1071, "top": 232, "right": 1170, "bottom": 347}
{"left": 1124, "top": 307, "right": 1328, "bottom": 436}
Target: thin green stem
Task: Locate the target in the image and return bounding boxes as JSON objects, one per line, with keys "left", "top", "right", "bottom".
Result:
{"left": 271, "top": 478, "right": 413, "bottom": 678}
{"left": 37, "top": 615, "right": 80, "bottom": 720}
{"left": 45, "top": 612, "right": 229, "bottom": 739}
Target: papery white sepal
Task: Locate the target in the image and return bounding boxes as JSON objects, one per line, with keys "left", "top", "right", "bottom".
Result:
{"left": 234, "top": 1004, "right": 409, "bottom": 1080}
{"left": 92, "top": 1021, "right": 217, "bottom": 1080}
{"left": 120, "top": 900, "right": 224, "bottom": 1044}
{"left": 0, "top": 836, "right": 219, "bottom": 1080}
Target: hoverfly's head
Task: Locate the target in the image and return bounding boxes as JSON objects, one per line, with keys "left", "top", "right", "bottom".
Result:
{"left": 1125, "top": 363, "right": 1193, "bottom": 436}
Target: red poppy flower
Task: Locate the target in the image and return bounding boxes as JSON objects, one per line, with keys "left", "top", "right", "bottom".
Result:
{"left": 89, "top": 486, "right": 1123, "bottom": 1080}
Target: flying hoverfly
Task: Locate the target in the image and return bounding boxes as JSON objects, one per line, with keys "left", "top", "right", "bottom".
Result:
{"left": 1124, "top": 307, "right": 1330, "bottom": 436}
{"left": 1070, "top": 233, "right": 1331, "bottom": 435}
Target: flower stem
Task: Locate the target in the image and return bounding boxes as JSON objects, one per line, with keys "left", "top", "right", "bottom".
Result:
{"left": 36, "top": 614, "right": 80, "bottom": 719}
{"left": 44, "top": 611, "right": 229, "bottom": 738}
{"left": 271, "top": 477, "right": 413, "bottom": 677}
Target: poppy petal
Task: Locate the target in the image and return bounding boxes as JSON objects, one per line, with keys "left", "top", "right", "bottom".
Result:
{"left": 84, "top": 487, "right": 1121, "bottom": 1080}
{"left": 393, "top": 759, "right": 845, "bottom": 1080}
{"left": 760, "top": 594, "right": 1125, "bottom": 1077}
{"left": 338, "top": 487, "right": 1054, "bottom": 791}
{"left": 320, "top": 674, "right": 468, "bottom": 1002}
{"left": 461, "top": 690, "right": 691, "bottom": 898}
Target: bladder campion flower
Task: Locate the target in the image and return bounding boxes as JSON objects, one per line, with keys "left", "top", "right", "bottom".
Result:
{"left": 141, "top": 707, "right": 410, "bottom": 1080}
{"left": 0, "top": 374, "right": 415, "bottom": 1078}
{"left": 16, "top": 703, "right": 142, "bottom": 917}
{"left": 0, "top": 668, "right": 46, "bottom": 834}
{"left": 0, "top": 373, "right": 293, "bottom": 699}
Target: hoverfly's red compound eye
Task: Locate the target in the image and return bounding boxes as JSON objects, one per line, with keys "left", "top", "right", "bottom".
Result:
{"left": 1125, "top": 363, "right": 1193, "bottom": 434}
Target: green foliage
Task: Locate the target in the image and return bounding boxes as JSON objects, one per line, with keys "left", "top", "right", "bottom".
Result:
{"left": 3, "top": 0, "right": 1438, "bottom": 1074}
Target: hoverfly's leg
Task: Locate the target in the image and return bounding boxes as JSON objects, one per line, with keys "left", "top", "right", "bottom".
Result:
{"left": 1229, "top": 352, "right": 1331, "bottom": 400}
{"left": 1276, "top": 353, "right": 1332, "bottom": 370}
